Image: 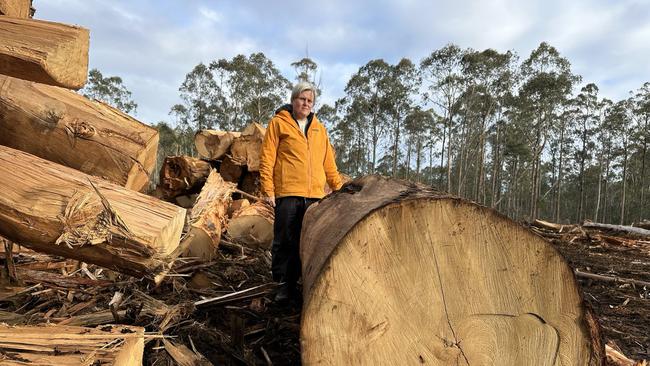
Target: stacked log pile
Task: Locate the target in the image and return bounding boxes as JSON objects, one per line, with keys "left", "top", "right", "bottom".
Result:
{"left": 1, "top": 2, "right": 648, "bottom": 365}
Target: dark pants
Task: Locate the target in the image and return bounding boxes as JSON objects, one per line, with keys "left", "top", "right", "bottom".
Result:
{"left": 271, "top": 196, "right": 318, "bottom": 285}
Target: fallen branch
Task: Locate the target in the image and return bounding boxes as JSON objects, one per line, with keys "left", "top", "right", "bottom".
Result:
{"left": 575, "top": 269, "right": 650, "bottom": 288}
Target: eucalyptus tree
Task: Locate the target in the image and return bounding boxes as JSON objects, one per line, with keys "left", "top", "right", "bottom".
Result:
{"left": 420, "top": 44, "right": 467, "bottom": 190}
{"left": 606, "top": 100, "right": 634, "bottom": 224}
{"left": 342, "top": 59, "right": 393, "bottom": 173}
{"left": 385, "top": 58, "right": 420, "bottom": 177}
{"left": 81, "top": 68, "right": 138, "bottom": 114}
{"left": 516, "top": 42, "right": 579, "bottom": 220}
{"left": 630, "top": 82, "right": 650, "bottom": 220}
{"left": 291, "top": 57, "right": 319, "bottom": 85}
{"left": 404, "top": 107, "right": 436, "bottom": 182}
{"left": 171, "top": 62, "right": 221, "bottom": 133}
{"left": 571, "top": 83, "right": 601, "bottom": 221}
{"left": 458, "top": 49, "right": 516, "bottom": 202}
{"left": 593, "top": 98, "right": 613, "bottom": 222}
{"left": 210, "top": 53, "right": 290, "bottom": 130}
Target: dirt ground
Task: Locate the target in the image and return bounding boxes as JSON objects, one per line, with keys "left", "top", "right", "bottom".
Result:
{"left": 548, "top": 233, "right": 650, "bottom": 361}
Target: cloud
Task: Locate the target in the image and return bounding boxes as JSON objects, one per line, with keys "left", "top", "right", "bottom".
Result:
{"left": 33, "top": 0, "right": 650, "bottom": 125}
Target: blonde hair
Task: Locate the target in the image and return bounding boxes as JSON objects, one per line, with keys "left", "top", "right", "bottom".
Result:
{"left": 291, "top": 81, "right": 317, "bottom": 104}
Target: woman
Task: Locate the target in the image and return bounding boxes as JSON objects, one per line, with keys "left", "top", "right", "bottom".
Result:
{"left": 259, "top": 81, "right": 342, "bottom": 302}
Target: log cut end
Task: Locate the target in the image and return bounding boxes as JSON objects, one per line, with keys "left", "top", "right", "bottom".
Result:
{"left": 300, "top": 175, "right": 603, "bottom": 366}
{"left": 0, "top": 17, "right": 89, "bottom": 89}
{"left": 227, "top": 202, "right": 274, "bottom": 249}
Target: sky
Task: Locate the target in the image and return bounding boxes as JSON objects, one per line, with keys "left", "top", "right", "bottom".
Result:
{"left": 37, "top": 0, "right": 650, "bottom": 127}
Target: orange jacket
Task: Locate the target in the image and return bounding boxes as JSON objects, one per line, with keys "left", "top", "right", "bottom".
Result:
{"left": 259, "top": 106, "right": 342, "bottom": 199}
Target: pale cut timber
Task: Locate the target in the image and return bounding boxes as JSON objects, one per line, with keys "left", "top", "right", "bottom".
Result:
{"left": 0, "top": 75, "right": 159, "bottom": 192}
{"left": 300, "top": 175, "right": 603, "bottom": 366}
{"left": 0, "top": 0, "right": 31, "bottom": 17}
{"left": 186, "top": 170, "right": 236, "bottom": 261}
{"left": 227, "top": 201, "right": 274, "bottom": 249}
{"left": 195, "top": 129, "right": 240, "bottom": 160}
{"left": 159, "top": 155, "right": 211, "bottom": 199}
{"left": 230, "top": 122, "right": 265, "bottom": 171}
{"left": 0, "top": 324, "right": 144, "bottom": 365}
{"left": 0, "top": 17, "right": 88, "bottom": 89}
{"left": 582, "top": 221, "right": 650, "bottom": 238}
{"left": 0, "top": 146, "right": 186, "bottom": 280}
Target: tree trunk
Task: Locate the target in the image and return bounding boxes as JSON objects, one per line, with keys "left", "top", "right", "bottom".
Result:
{"left": 186, "top": 170, "right": 236, "bottom": 261}
{"left": 0, "top": 0, "right": 31, "bottom": 17}
{"left": 159, "top": 155, "right": 211, "bottom": 199}
{"left": 0, "top": 324, "right": 144, "bottom": 365}
{"left": 194, "top": 130, "right": 240, "bottom": 160}
{"left": 0, "top": 17, "right": 88, "bottom": 89}
{"left": 0, "top": 146, "right": 186, "bottom": 280}
{"left": 300, "top": 175, "right": 603, "bottom": 365}
{"left": 226, "top": 202, "right": 274, "bottom": 249}
{"left": 230, "top": 122, "right": 265, "bottom": 172}
{"left": 0, "top": 75, "right": 159, "bottom": 192}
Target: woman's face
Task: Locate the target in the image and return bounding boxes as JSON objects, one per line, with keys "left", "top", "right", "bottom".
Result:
{"left": 292, "top": 90, "right": 314, "bottom": 120}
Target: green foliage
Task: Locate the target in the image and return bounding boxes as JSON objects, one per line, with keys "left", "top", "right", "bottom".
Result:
{"left": 81, "top": 69, "right": 138, "bottom": 113}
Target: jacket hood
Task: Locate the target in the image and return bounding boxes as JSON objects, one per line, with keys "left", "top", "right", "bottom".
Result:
{"left": 275, "top": 104, "right": 315, "bottom": 122}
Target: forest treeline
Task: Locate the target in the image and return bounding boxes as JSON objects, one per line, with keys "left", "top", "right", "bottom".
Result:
{"left": 83, "top": 42, "right": 650, "bottom": 225}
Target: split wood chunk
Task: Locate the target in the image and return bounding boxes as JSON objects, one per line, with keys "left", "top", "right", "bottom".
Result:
{"left": 227, "top": 202, "right": 274, "bottom": 249}
{"left": 0, "top": 75, "right": 159, "bottom": 192}
{"left": 0, "top": 17, "right": 88, "bottom": 89}
{"left": 220, "top": 154, "right": 244, "bottom": 184}
{"left": 0, "top": 324, "right": 144, "bottom": 365}
{"left": 159, "top": 155, "right": 211, "bottom": 199}
{"left": 230, "top": 122, "right": 265, "bottom": 171}
{"left": 228, "top": 199, "right": 250, "bottom": 217}
{"left": 195, "top": 129, "right": 240, "bottom": 160}
{"left": 240, "top": 171, "right": 261, "bottom": 197}
{"left": 186, "top": 170, "right": 236, "bottom": 261}
{"left": 0, "top": 146, "right": 186, "bottom": 280}
{"left": 300, "top": 175, "right": 603, "bottom": 366}
{"left": 0, "top": 0, "right": 31, "bottom": 18}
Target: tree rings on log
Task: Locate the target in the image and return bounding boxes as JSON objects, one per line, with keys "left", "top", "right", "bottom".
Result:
{"left": 300, "top": 175, "right": 603, "bottom": 366}
{"left": 227, "top": 202, "right": 274, "bottom": 249}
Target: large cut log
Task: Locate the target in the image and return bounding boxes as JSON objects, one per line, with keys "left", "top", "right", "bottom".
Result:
{"left": 230, "top": 122, "right": 265, "bottom": 171}
{"left": 0, "top": 75, "right": 159, "bottom": 192}
{"left": 195, "top": 129, "right": 240, "bottom": 160}
{"left": 0, "top": 17, "right": 88, "bottom": 89}
{"left": 0, "top": 146, "right": 186, "bottom": 280}
{"left": 227, "top": 202, "right": 274, "bottom": 249}
{"left": 159, "top": 155, "right": 211, "bottom": 199}
{"left": 0, "top": 0, "right": 31, "bottom": 18}
{"left": 186, "top": 170, "right": 236, "bottom": 261}
{"left": 0, "top": 324, "right": 144, "bottom": 365}
{"left": 239, "top": 171, "right": 261, "bottom": 197}
{"left": 300, "top": 175, "right": 603, "bottom": 365}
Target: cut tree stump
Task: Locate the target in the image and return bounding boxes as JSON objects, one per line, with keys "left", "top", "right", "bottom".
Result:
{"left": 0, "top": 0, "right": 31, "bottom": 18}
{"left": 227, "top": 202, "right": 274, "bottom": 249}
{"left": 186, "top": 170, "right": 236, "bottom": 261}
{"left": 0, "top": 75, "right": 159, "bottom": 192}
{"left": 0, "top": 17, "right": 88, "bottom": 89}
{"left": 159, "top": 155, "right": 211, "bottom": 199}
{"left": 230, "top": 122, "right": 265, "bottom": 171}
{"left": 195, "top": 129, "right": 240, "bottom": 160}
{"left": 0, "top": 146, "right": 186, "bottom": 280}
{"left": 0, "top": 324, "right": 144, "bottom": 365}
{"left": 300, "top": 175, "right": 603, "bottom": 366}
